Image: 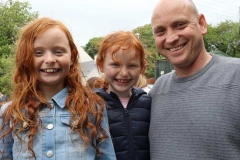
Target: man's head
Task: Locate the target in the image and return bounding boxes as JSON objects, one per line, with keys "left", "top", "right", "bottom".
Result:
{"left": 151, "top": 0, "right": 209, "bottom": 76}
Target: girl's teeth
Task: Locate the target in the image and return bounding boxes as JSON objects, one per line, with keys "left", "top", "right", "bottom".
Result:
{"left": 44, "top": 69, "right": 58, "bottom": 73}
{"left": 118, "top": 80, "right": 128, "bottom": 83}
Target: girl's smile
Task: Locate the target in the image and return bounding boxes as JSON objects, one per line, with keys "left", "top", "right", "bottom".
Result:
{"left": 101, "top": 48, "right": 141, "bottom": 98}
{"left": 33, "top": 27, "right": 73, "bottom": 93}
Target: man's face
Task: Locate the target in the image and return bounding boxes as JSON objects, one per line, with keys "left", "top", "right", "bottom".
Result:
{"left": 151, "top": 0, "right": 207, "bottom": 71}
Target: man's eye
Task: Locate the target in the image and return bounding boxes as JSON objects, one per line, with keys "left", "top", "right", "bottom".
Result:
{"left": 154, "top": 29, "right": 165, "bottom": 36}
{"left": 157, "top": 29, "right": 164, "bottom": 33}
{"left": 176, "top": 23, "right": 186, "bottom": 29}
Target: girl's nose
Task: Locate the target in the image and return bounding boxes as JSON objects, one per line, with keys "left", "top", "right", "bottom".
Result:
{"left": 120, "top": 66, "right": 128, "bottom": 76}
{"left": 44, "top": 52, "right": 56, "bottom": 64}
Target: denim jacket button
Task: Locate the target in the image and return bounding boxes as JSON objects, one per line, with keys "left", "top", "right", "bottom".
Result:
{"left": 23, "top": 121, "right": 29, "bottom": 130}
{"left": 49, "top": 101, "right": 54, "bottom": 109}
{"left": 47, "top": 124, "right": 54, "bottom": 130}
{"left": 46, "top": 150, "right": 53, "bottom": 157}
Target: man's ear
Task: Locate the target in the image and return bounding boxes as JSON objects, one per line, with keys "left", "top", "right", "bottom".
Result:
{"left": 199, "top": 14, "right": 207, "bottom": 35}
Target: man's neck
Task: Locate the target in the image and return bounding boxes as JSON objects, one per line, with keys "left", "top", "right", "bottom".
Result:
{"left": 175, "top": 52, "right": 212, "bottom": 78}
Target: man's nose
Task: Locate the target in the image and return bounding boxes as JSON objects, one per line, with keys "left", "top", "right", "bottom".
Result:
{"left": 165, "top": 30, "right": 179, "bottom": 44}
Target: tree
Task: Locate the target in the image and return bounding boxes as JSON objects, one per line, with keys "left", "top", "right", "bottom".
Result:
{"left": 83, "top": 37, "right": 103, "bottom": 59}
{"left": 132, "top": 24, "right": 163, "bottom": 78}
{"left": 204, "top": 20, "right": 240, "bottom": 57}
{"left": 0, "top": 0, "right": 38, "bottom": 58}
{"left": 132, "top": 24, "right": 157, "bottom": 54}
{"left": 0, "top": 0, "right": 39, "bottom": 96}
{"left": 0, "top": 55, "right": 14, "bottom": 96}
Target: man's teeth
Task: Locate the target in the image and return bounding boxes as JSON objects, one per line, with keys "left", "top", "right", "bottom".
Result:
{"left": 43, "top": 69, "right": 58, "bottom": 73}
{"left": 169, "top": 45, "right": 184, "bottom": 52}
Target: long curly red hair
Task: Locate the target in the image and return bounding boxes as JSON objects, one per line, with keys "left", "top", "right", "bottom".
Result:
{"left": 0, "top": 17, "right": 106, "bottom": 159}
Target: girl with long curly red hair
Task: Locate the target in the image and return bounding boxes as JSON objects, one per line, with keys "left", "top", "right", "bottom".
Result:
{"left": 0, "top": 17, "right": 116, "bottom": 160}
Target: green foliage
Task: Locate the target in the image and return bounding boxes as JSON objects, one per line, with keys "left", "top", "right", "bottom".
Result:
{"left": 0, "top": 44, "right": 13, "bottom": 58}
{"left": 83, "top": 37, "right": 103, "bottom": 59}
{"left": 0, "top": 0, "right": 39, "bottom": 96}
{"left": 204, "top": 20, "right": 240, "bottom": 57}
{"left": 132, "top": 24, "right": 157, "bottom": 53}
{"left": 132, "top": 24, "right": 163, "bottom": 78}
{"left": 0, "top": 0, "right": 38, "bottom": 57}
{"left": 0, "top": 55, "right": 15, "bottom": 96}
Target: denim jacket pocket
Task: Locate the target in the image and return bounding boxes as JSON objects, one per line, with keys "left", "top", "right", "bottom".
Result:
{"left": 12, "top": 122, "right": 32, "bottom": 158}
{"left": 60, "top": 115, "right": 86, "bottom": 158}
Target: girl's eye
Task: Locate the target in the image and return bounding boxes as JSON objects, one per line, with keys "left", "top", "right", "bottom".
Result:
{"left": 129, "top": 64, "right": 137, "bottom": 68}
{"left": 55, "top": 50, "right": 63, "bottom": 54}
{"left": 110, "top": 63, "right": 119, "bottom": 67}
{"left": 34, "top": 51, "right": 43, "bottom": 56}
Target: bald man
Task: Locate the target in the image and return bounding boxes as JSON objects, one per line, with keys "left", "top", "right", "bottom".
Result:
{"left": 149, "top": 0, "right": 240, "bottom": 159}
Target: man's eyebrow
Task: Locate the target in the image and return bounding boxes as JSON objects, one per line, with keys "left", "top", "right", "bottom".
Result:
{"left": 152, "top": 25, "right": 164, "bottom": 31}
{"left": 171, "top": 17, "right": 189, "bottom": 24}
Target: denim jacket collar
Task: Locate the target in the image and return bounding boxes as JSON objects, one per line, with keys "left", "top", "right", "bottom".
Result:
{"left": 51, "top": 87, "right": 68, "bottom": 109}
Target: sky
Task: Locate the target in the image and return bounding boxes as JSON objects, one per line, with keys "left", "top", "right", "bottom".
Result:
{"left": 20, "top": 0, "right": 240, "bottom": 46}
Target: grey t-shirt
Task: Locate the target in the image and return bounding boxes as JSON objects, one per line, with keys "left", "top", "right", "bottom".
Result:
{"left": 149, "top": 54, "right": 240, "bottom": 159}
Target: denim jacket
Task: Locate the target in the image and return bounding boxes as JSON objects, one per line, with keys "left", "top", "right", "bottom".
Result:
{"left": 0, "top": 88, "right": 116, "bottom": 160}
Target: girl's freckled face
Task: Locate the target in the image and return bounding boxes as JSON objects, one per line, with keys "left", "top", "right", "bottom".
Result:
{"left": 33, "top": 27, "right": 72, "bottom": 90}
{"left": 101, "top": 48, "right": 141, "bottom": 98}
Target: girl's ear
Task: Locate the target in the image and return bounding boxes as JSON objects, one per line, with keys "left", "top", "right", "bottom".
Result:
{"left": 140, "top": 60, "right": 147, "bottom": 74}
{"left": 99, "top": 65, "right": 104, "bottom": 73}
{"left": 96, "top": 57, "right": 104, "bottom": 72}
{"left": 71, "top": 49, "right": 77, "bottom": 65}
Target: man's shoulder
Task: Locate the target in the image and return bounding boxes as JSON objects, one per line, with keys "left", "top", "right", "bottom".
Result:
{"left": 148, "top": 72, "right": 174, "bottom": 96}
{"left": 213, "top": 56, "right": 240, "bottom": 75}
{"left": 155, "top": 71, "right": 174, "bottom": 84}
{"left": 216, "top": 56, "right": 240, "bottom": 65}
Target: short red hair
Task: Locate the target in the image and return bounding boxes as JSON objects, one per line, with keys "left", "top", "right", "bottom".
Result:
{"left": 96, "top": 31, "right": 146, "bottom": 74}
